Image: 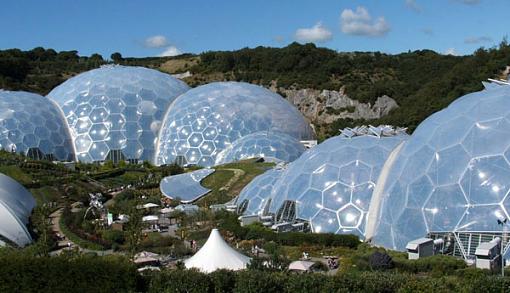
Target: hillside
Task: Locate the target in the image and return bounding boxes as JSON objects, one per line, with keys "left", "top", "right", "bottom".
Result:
{"left": 2, "top": 42, "right": 510, "bottom": 138}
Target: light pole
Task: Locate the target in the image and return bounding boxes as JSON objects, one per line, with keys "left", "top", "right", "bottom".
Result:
{"left": 497, "top": 218, "right": 508, "bottom": 277}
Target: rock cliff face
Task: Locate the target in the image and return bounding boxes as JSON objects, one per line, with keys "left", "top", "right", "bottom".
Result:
{"left": 272, "top": 86, "right": 399, "bottom": 125}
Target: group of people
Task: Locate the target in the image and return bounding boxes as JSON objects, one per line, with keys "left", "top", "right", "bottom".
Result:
{"left": 326, "top": 257, "right": 338, "bottom": 269}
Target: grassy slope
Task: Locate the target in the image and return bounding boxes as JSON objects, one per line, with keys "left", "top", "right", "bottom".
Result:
{"left": 197, "top": 159, "right": 274, "bottom": 207}
{"left": 29, "top": 186, "right": 62, "bottom": 205}
{"left": 0, "top": 165, "right": 33, "bottom": 185}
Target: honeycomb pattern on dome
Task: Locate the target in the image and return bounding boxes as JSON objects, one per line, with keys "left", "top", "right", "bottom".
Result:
{"left": 372, "top": 86, "right": 510, "bottom": 251}
{"left": 236, "top": 168, "right": 283, "bottom": 216}
{"left": 215, "top": 131, "right": 306, "bottom": 165}
{"left": 268, "top": 134, "right": 407, "bottom": 239}
{"left": 0, "top": 91, "right": 74, "bottom": 161}
{"left": 47, "top": 65, "right": 190, "bottom": 163}
{"left": 155, "top": 82, "right": 314, "bottom": 167}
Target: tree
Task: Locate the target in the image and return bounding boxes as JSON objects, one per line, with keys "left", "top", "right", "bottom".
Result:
{"left": 89, "top": 53, "right": 103, "bottom": 61}
{"left": 111, "top": 52, "right": 123, "bottom": 63}
{"left": 125, "top": 202, "right": 143, "bottom": 255}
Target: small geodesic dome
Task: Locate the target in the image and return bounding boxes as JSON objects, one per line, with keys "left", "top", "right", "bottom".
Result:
{"left": 0, "top": 90, "right": 74, "bottom": 161}
{"left": 236, "top": 167, "right": 284, "bottom": 216}
{"left": 215, "top": 131, "right": 305, "bottom": 165}
{"left": 268, "top": 126, "right": 407, "bottom": 239}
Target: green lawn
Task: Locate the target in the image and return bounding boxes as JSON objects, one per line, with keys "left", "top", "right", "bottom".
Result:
{"left": 197, "top": 159, "right": 275, "bottom": 207}
{"left": 29, "top": 186, "right": 62, "bottom": 205}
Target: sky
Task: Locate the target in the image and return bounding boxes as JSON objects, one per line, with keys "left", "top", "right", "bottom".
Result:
{"left": 0, "top": 0, "right": 508, "bottom": 58}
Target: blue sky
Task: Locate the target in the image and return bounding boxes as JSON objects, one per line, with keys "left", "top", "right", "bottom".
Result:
{"left": 0, "top": 0, "right": 507, "bottom": 57}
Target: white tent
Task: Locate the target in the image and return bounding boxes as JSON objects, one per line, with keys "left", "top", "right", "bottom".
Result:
{"left": 142, "top": 215, "right": 159, "bottom": 222}
{"left": 288, "top": 260, "right": 315, "bottom": 272}
{"left": 185, "top": 229, "right": 251, "bottom": 273}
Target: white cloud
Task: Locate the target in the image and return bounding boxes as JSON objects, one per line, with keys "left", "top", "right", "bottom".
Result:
{"left": 144, "top": 35, "right": 169, "bottom": 48}
{"left": 464, "top": 36, "right": 492, "bottom": 44}
{"left": 340, "top": 6, "right": 390, "bottom": 37}
{"left": 444, "top": 48, "right": 458, "bottom": 55}
{"left": 158, "top": 46, "right": 182, "bottom": 57}
{"left": 405, "top": 0, "right": 422, "bottom": 12}
{"left": 295, "top": 22, "right": 333, "bottom": 43}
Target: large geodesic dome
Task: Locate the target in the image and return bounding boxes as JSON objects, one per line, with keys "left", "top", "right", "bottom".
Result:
{"left": 236, "top": 168, "right": 284, "bottom": 216}
{"left": 268, "top": 127, "right": 407, "bottom": 239}
{"left": 371, "top": 85, "right": 510, "bottom": 251}
{"left": 215, "top": 131, "right": 306, "bottom": 165}
{"left": 47, "top": 65, "right": 190, "bottom": 163}
{"left": 155, "top": 82, "right": 314, "bottom": 167}
{"left": 0, "top": 90, "right": 74, "bottom": 161}
{"left": 0, "top": 173, "right": 36, "bottom": 247}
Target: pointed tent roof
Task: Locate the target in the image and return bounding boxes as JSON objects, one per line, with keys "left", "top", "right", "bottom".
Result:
{"left": 185, "top": 229, "right": 251, "bottom": 273}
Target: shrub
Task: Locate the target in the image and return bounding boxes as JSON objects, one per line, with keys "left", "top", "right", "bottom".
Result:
{"left": 149, "top": 269, "right": 211, "bottom": 293}
{"left": 368, "top": 251, "right": 394, "bottom": 271}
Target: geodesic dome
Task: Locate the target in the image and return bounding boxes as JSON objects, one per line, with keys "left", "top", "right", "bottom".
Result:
{"left": 236, "top": 168, "right": 283, "bottom": 216}
{"left": 155, "top": 82, "right": 314, "bottom": 167}
{"left": 268, "top": 129, "right": 407, "bottom": 239}
{"left": 0, "top": 90, "right": 74, "bottom": 161}
{"left": 47, "top": 65, "right": 190, "bottom": 163}
{"left": 371, "top": 85, "right": 510, "bottom": 251}
{"left": 215, "top": 131, "right": 306, "bottom": 165}
{"left": 0, "top": 173, "right": 36, "bottom": 247}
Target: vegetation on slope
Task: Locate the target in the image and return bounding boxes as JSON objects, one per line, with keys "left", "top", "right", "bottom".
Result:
{"left": 197, "top": 159, "right": 274, "bottom": 207}
{"left": 2, "top": 42, "right": 510, "bottom": 136}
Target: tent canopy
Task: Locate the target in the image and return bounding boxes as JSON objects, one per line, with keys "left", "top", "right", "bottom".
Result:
{"left": 185, "top": 229, "right": 251, "bottom": 273}
{"left": 288, "top": 260, "right": 315, "bottom": 271}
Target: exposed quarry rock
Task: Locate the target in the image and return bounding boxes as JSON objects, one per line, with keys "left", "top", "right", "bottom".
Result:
{"left": 273, "top": 86, "right": 398, "bottom": 124}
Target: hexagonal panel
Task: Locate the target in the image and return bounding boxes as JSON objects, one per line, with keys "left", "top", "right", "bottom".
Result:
{"left": 423, "top": 184, "right": 468, "bottom": 232}
{"left": 311, "top": 209, "right": 339, "bottom": 233}
{"left": 339, "top": 160, "right": 371, "bottom": 186}
{"left": 89, "top": 124, "right": 109, "bottom": 141}
{"left": 461, "top": 156, "right": 510, "bottom": 205}
{"left": 322, "top": 182, "right": 350, "bottom": 211}
{"left": 310, "top": 164, "right": 340, "bottom": 190}
{"left": 338, "top": 204, "right": 363, "bottom": 228}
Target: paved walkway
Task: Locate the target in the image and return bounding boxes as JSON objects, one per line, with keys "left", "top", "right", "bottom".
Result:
{"left": 49, "top": 208, "right": 75, "bottom": 249}
{"left": 49, "top": 208, "right": 114, "bottom": 256}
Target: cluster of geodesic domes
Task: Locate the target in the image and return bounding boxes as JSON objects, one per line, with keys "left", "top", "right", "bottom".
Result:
{"left": 0, "top": 65, "right": 313, "bottom": 165}
{"left": 236, "top": 81, "right": 510, "bottom": 254}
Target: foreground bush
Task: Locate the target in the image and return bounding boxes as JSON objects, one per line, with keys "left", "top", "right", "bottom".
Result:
{"left": 2, "top": 251, "right": 510, "bottom": 292}
{"left": 148, "top": 268, "right": 510, "bottom": 293}
{"left": 0, "top": 252, "right": 138, "bottom": 293}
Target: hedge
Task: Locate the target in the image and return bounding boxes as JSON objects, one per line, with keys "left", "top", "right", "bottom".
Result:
{"left": 0, "top": 253, "right": 138, "bottom": 293}
{"left": 1, "top": 252, "right": 510, "bottom": 293}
